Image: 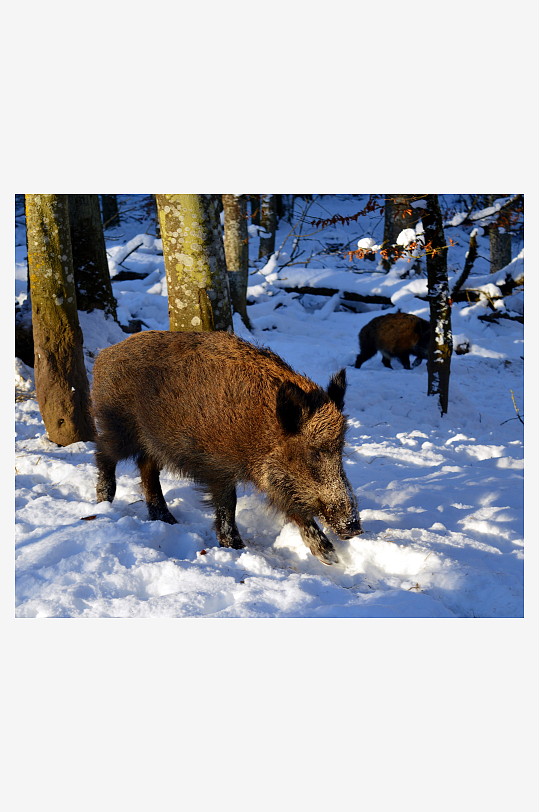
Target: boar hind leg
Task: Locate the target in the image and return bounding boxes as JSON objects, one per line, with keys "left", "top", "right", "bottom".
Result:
{"left": 138, "top": 456, "right": 178, "bottom": 525}
{"left": 291, "top": 515, "right": 339, "bottom": 566}
{"left": 96, "top": 451, "right": 117, "bottom": 504}
{"left": 355, "top": 331, "right": 377, "bottom": 369}
{"left": 212, "top": 485, "right": 245, "bottom": 550}
{"left": 354, "top": 347, "right": 376, "bottom": 369}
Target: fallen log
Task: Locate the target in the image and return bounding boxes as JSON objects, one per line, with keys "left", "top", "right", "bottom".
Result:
{"left": 282, "top": 285, "right": 392, "bottom": 306}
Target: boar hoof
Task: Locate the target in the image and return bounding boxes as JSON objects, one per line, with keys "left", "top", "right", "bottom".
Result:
{"left": 316, "top": 547, "right": 339, "bottom": 566}
{"left": 219, "top": 538, "right": 246, "bottom": 550}
{"left": 148, "top": 504, "right": 178, "bottom": 524}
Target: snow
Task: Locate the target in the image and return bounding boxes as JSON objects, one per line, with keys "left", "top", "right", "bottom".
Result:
{"left": 14, "top": 195, "right": 524, "bottom": 618}
{"left": 396, "top": 227, "right": 417, "bottom": 246}
{"left": 357, "top": 236, "right": 380, "bottom": 250}
{"left": 457, "top": 249, "right": 524, "bottom": 295}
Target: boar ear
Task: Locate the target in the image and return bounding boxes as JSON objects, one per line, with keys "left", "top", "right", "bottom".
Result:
{"left": 327, "top": 368, "right": 346, "bottom": 411}
{"left": 276, "top": 381, "right": 311, "bottom": 434}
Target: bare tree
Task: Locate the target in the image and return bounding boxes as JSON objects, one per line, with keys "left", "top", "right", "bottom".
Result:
{"left": 382, "top": 195, "right": 419, "bottom": 270}
{"left": 155, "top": 194, "right": 233, "bottom": 333}
{"left": 68, "top": 194, "right": 117, "bottom": 320}
{"left": 25, "top": 194, "right": 94, "bottom": 444}
{"left": 249, "top": 195, "right": 261, "bottom": 226}
{"left": 258, "top": 194, "right": 277, "bottom": 259}
{"left": 489, "top": 194, "right": 512, "bottom": 273}
{"left": 222, "top": 194, "right": 251, "bottom": 328}
{"left": 101, "top": 194, "right": 120, "bottom": 228}
{"left": 422, "top": 194, "right": 453, "bottom": 415}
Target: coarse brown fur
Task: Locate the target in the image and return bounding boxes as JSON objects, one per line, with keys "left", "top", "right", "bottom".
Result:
{"left": 91, "top": 330, "right": 362, "bottom": 565}
{"left": 355, "top": 312, "right": 430, "bottom": 370}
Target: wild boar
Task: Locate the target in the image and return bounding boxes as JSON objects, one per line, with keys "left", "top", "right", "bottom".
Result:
{"left": 91, "top": 330, "right": 362, "bottom": 565}
{"left": 354, "top": 312, "right": 430, "bottom": 370}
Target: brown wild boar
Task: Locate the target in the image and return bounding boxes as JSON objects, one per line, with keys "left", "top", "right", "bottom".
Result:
{"left": 355, "top": 312, "right": 430, "bottom": 370}
{"left": 91, "top": 330, "right": 362, "bottom": 565}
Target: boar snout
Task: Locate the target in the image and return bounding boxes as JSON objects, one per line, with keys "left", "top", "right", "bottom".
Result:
{"left": 338, "top": 518, "right": 364, "bottom": 540}
{"left": 319, "top": 470, "right": 363, "bottom": 540}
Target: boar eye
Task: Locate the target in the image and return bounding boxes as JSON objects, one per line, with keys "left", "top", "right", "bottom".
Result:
{"left": 310, "top": 449, "right": 323, "bottom": 462}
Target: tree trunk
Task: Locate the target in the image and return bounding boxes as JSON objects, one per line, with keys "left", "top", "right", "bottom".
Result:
{"left": 250, "top": 195, "right": 260, "bottom": 226}
{"left": 258, "top": 194, "right": 277, "bottom": 259}
{"left": 155, "top": 194, "right": 233, "bottom": 333}
{"left": 382, "top": 195, "right": 418, "bottom": 271}
{"left": 222, "top": 194, "right": 251, "bottom": 329}
{"left": 25, "top": 194, "right": 95, "bottom": 445}
{"left": 101, "top": 194, "right": 120, "bottom": 228}
{"left": 423, "top": 194, "right": 452, "bottom": 416}
{"left": 489, "top": 194, "right": 512, "bottom": 273}
{"left": 152, "top": 194, "right": 161, "bottom": 238}
{"left": 68, "top": 194, "right": 117, "bottom": 320}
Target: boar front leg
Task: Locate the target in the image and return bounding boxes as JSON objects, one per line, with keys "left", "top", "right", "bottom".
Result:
{"left": 290, "top": 515, "right": 339, "bottom": 565}
{"left": 211, "top": 484, "right": 246, "bottom": 550}
{"left": 138, "top": 456, "right": 178, "bottom": 524}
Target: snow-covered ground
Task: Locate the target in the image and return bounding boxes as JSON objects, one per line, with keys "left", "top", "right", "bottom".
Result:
{"left": 15, "top": 195, "right": 524, "bottom": 617}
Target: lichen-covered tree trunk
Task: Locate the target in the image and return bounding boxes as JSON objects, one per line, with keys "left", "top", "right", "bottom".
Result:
{"left": 222, "top": 194, "right": 250, "bottom": 329}
{"left": 155, "top": 194, "right": 233, "bottom": 333}
{"left": 423, "top": 194, "right": 453, "bottom": 415}
{"left": 382, "top": 195, "right": 418, "bottom": 270}
{"left": 259, "top": 194, "right": 277, "bottom": 259}
{"left": 489, "top": 194, "right": 512, "bottom": 273}
{"left": 101, "top": 194, "right": 120, "bottom": 228}
{"left": 25, "top": 194, "right": 95, "bottom": 445}
{"left": 68, "top": 194, "right": 117, "bottom": 320}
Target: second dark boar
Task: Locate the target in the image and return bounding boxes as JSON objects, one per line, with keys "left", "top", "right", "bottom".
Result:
{"left": 91, "top": 330, "right": 362, "bottom": 565}
{"left": 355, "top": 312, "right": 430, "bottom": 370}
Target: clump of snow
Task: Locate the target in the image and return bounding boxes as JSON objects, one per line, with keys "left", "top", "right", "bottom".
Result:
{"left": 357, "top": 237, "right": 381, "bottom": 251}
{"left": 448, "top": 212, "right": 468, "bottom": 227}
{"left": 396, "top": 228, "right": 417, "bottom": 247}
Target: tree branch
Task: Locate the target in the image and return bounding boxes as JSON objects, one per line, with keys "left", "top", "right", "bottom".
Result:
{"left": 451, "top": 231, "right": 478, "bottom": 295}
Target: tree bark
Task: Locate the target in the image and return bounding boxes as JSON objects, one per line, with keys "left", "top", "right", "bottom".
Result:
{"left": 423, "top": 194, "right": 452, "bottom": 415}
{"left": 152, "top": 194, "right": 161, "bottom": 238}
{"left": 155, "top": 194, "right": 233, "bottom": 333}
{"left": 382, "top": 195, "right": 418, "bottom": 270}
{"left": 101, "top": 194, "right": 120, "bottom": 228}
{"left": 25, "top": 194, "right": 95, "bottom": 445}
{"left": 68, "top": 194, "right": 117, "bottom": 320}
{"left": 249, "top": 195, "right": 260, "bottom": 226}
{"left": 489, "top": 194, "right": 512, "bottom": 273}
{"left": 222, "top": 194, "right": 251, "bottom": 328}
{"left": 258, "top": 194, "right": 277, "bottom": 259}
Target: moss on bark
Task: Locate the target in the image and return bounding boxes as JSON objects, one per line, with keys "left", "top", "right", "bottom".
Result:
{"left": 25, "top": 194, "right": 94, "bottom": 444}
{"left": 156, "top": 194, "right": 233, "bottom": 333}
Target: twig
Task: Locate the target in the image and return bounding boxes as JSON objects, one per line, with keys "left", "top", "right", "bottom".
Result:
{"left": 365, "top": 456, "right": 387, "bottom": 464}
{"left": 510, "top": 390, "right": 524, "bottom": 425}
{"left": 464, "top": 194, "right": 479, "bottom": 221}
{"left": 118, "top": 241, "right": 144, "bottom": 267}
